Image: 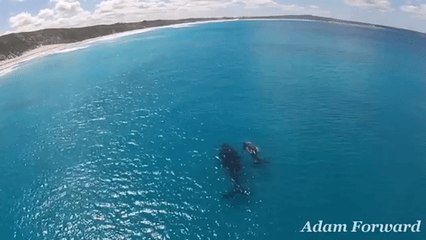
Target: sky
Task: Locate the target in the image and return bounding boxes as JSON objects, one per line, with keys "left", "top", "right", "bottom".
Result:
{"left": 0, "top": 0, "right": 425, "bottom": 34}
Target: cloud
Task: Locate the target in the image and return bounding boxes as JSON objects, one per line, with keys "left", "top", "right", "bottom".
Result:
{"left": 400, "top": 3, "right": 426, "bottom": 17}
{"left": 54, "top": 0, "right": 85, "bottom": 17}
{"left": 9, "top": 12, "right": 39, "bottom": 30}
{"left": 38, "top": 9, "right": 55, "bottom": 19}
{"left": 8, "top": 0, "right": 329, "bottom": 32}
{"left": 344, "top": 0, "right": 392, "bottom": 12}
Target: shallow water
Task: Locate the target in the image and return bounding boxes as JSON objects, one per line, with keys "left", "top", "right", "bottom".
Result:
{"left": 1, "top": 20, "right": 426, "bottom": 240}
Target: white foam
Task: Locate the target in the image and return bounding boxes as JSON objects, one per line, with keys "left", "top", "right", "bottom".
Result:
{"left": 54, "top": 45, "right": 90, "bottom": 54}
{"left": 0, "top": 66, "right": 18, "bottom": 77}
{"left": 0, "top": 44, "right": 69, "bottom": 77}
{"left": 169, "top": 23, "right": 192, "bottom": 28}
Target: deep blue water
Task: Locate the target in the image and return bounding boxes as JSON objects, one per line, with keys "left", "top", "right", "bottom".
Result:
{"left": 1, "top": 20, "right": 426, "bottom": 240}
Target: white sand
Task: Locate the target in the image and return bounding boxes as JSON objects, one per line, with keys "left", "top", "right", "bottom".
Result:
{"left": 0, "top": 19, "right": 236, "bottom": 77}
{"left": 0, "top": 44, "right": 69, "bottom": 76}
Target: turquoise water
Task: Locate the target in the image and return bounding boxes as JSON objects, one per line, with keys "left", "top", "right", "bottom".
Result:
{"left": 1, "top": 20, "right": 426, "bottom": 240}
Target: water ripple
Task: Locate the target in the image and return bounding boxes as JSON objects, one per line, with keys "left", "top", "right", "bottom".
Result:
{"left": 13, "top": 79, "right": 260, "bottom": 240}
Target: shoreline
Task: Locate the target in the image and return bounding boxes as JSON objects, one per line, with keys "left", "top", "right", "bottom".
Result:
{"left": 0, "top": 16, "right": 411, "bottom": 77}
{"left": 0, "top": 19, "right": 235, "bottom": 77}
{"left": 0, "top": 44, "right": 71, "bottom": 77}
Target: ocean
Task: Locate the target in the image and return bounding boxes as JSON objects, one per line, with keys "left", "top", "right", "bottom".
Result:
{"left": 1, "top": 20, "right": 426, "bottom": 240}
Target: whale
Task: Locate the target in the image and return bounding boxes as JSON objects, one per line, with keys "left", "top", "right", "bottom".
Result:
{"left": 218, "top": 144, "right": 249, "bottom": 198}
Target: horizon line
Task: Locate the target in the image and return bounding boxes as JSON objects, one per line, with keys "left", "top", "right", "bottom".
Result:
{"left": 1, "top": 15, "right": 425, "bottom": 37}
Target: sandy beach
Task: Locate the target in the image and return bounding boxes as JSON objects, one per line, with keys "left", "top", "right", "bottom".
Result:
{"left": 0, "top": 19, "right": 235, "bottom": 77}
{"left": 0, "top": 44, "right": 71, "bottom": 76}
{"left": 0, "top": 27, "right": 161, "bottom": 77}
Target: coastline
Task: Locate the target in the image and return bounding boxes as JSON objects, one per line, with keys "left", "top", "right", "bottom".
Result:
{"left": 0, "top": 16, "right": 415, "bottom": 77}
{"left": 0, "top": 44, "right": 70, "bottom": 77}
{"left": 0, "top": 19, "right": 235, "bottom": 77}
{"left": 239, "top": 18, "right": 387, "bottom": 30}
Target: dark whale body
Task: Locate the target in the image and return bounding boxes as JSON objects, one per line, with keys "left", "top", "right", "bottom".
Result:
{"left": 218, "top": 144, "right": 247, "bottom": 198}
